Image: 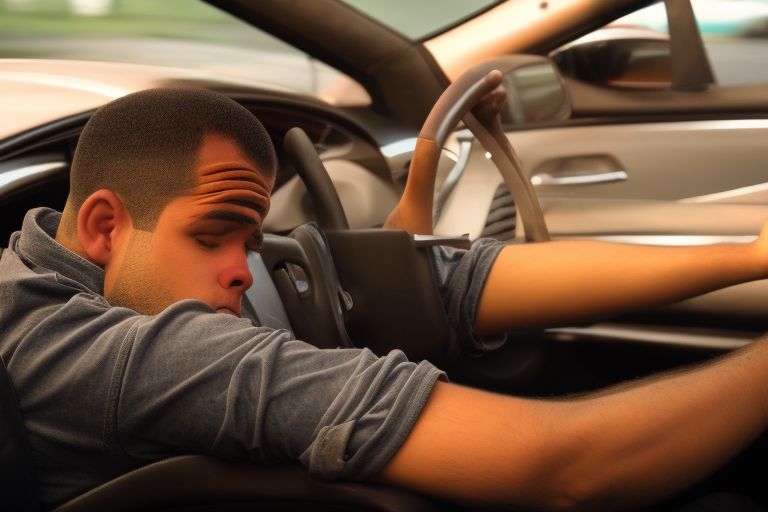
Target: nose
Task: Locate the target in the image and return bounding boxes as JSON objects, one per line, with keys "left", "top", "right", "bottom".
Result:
{"left": 218, "top": 260, "right": 254, "bottom": 291}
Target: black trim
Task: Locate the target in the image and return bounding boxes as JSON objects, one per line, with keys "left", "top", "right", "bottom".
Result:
{"left": 0, "top": 112, "right": 92, "bottom": 162}
{"left": 0, "top": 354, "right": 39, "bottom": 511}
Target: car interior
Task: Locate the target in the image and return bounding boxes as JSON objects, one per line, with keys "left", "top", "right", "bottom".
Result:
{"left": 2, "top": 0, "right": 768, "bottom": 510}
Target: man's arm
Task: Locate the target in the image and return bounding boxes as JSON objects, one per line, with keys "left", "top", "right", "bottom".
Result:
{"left": 474, "top": 232, "right": 768, "bottom": 335}
{"left": 379, "top": 337, "right": 768, "bottom": 511}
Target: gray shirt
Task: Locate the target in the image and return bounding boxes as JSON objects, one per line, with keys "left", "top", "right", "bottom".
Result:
{"left": 0, "top": 208, "right": 504, "bottom": 506}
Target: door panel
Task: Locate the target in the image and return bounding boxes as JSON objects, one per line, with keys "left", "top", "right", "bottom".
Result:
{"left": 513, "top": 119, "right": 768, "bottom": 201}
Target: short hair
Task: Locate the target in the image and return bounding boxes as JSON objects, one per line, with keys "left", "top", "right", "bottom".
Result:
{"left": 68, "top": 88, "right": 276, "bottom": 231}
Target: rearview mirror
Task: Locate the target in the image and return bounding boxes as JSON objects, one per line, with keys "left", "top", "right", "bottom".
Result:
{"left": 472, "top": 55, "right": 572, "bottom": 125}
{"left": 501, "top": 60, "right": 571, "bottom": 124}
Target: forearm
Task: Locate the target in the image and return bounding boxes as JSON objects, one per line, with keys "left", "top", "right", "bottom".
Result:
{"left": 380, "top": 337, "right": 768, "bottom": 511}
{"left": 475, "top": 239, "right": 766, "bottom": 334}
{"left": 550, "top": 336, "right": 768, "bottom": 510}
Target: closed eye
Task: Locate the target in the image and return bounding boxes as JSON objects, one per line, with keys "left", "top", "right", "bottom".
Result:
{"left": 195, "top": 238, "right": 219, "bottom": 249}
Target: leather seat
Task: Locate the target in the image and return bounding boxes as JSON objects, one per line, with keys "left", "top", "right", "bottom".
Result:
{"left": 53, "top": 455, "right": 437, "bottom": 512}
{"left": 0, "top": 352, "right": 38, "bottom": 512}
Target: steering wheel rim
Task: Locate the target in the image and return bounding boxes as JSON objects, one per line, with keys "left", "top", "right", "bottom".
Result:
{"left": 385, "top": 57, "right": 552, "bottom": 243}
{"left": 283, "top": 127, "right": 350, "bottom": 231}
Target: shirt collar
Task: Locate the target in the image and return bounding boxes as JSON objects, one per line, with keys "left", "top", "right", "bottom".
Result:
{"left": 14, "top": 207, "right": 105, "bottom": 295}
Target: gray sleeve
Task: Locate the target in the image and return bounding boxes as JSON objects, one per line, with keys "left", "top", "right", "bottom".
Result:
{"left": 430, "top": 237, "right": 507, "bottom": 352}
{"left": 114, "top": 300, "right": 444, "bottom": 481}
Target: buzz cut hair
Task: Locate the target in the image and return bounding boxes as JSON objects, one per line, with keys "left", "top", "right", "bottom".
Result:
{"left": 67, "top": 88, "right": 277, "bottom": 231}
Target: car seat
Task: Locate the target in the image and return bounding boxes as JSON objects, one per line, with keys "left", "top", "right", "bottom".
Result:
{"left": 0, "top": 351, "right": 39, "bottom": 512}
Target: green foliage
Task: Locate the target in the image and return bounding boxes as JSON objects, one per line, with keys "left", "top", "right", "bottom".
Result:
{"left": 0, "top": 0, "right": 238, "bottom": 40}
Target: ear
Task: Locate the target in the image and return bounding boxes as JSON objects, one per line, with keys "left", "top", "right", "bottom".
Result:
{"left": 77, "top": 189, "right": 130, "bottom": 267}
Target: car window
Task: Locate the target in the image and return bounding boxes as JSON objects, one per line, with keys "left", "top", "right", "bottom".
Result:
{"left": 554, "top": 0, "right": 768, "bottom": 88}
{"left": 0, "top": 0, "right": 370, "bottom": 105}
{"left": 694, "top": 0, "right": 768, "bottom": 85}
{"left": 340, "top": 0, "right": 502, "bottom": 40}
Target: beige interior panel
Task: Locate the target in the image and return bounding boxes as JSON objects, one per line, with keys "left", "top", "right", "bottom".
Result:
{"left": 512, "top": 119, "right": 768, "bottom": 200}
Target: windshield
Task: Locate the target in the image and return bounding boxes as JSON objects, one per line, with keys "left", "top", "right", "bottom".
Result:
{"left": 0, "top": 0, "right": 366, "bottom": 104}
{"left": 341, "top": 0, "right": 503, "bottom": 39}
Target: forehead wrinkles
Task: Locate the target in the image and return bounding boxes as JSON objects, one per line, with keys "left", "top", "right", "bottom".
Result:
{"left": 193, "top": 168, "right": 270, "bottom": 205}
{"left": 197, "top": 167, "right": 269, "bottom": 188}
{"left": 195, "top": 178, "right": 267, "bottom": 197}
{"left": 192, "top": 189, "right": 269, "bottom": 219}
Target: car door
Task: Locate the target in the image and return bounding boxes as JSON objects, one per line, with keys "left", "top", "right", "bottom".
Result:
{"left": 535, "top": 0, "right": 768, "bottom": 335}
{"left": 534, "top": 0, "right": 768, "bottom": 235}
{"left": 434, "top": 0, "right": 768, "bottom": 394}
{"left": 439, "top": 0, "right": 768, "bottom": 237}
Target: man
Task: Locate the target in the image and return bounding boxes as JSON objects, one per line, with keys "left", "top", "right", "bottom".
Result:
{"left": 2, "top": 88, "right": 768, "bottom": 510}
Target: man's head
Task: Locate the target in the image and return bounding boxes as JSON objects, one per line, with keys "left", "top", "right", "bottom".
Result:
{"left": 57, "top": 88, "right": 277, "bottom": 316}
{"left": 63, "top": 88, "right": 275, "bottom": 232}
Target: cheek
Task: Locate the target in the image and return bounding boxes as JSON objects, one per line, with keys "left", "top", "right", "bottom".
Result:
{"left": 149, "top": 235, "right": 219, "bottom": 292}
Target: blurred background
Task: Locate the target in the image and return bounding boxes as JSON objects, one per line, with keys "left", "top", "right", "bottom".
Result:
{"left": 0, "top": 0, "right": 765, "bottom": 88}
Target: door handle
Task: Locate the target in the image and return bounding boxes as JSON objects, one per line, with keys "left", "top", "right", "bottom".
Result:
{"left": 531, "top": 169, "right": 628, "bottom": 186}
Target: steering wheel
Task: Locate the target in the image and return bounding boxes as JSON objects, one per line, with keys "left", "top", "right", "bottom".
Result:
{"left": 283, "top": 128, "right": 350, "bottom": 231}
{"left": 287, "top": 59, "right": 551, "bottom": 243}
{"left": 385, "top": 58, "right": 551, "bottom": 242}
{"left": 278, "top": 127, "right": 458, "bottom": 361}
{"left": 275, "top": 58, "right": 560, "bottom": 362}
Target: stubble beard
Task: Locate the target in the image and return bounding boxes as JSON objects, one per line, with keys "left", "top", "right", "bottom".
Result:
{"left": 106, "top": 230, "right": 175, "bottom": 315}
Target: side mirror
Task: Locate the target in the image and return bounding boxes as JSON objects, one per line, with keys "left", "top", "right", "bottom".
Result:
{"left": 550, "top": 27, "right": 672, "bottom": 90}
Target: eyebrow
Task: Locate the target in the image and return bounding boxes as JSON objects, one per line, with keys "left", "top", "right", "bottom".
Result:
{"left": 201, "top": 210, "right": 257, "bottom": 225}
